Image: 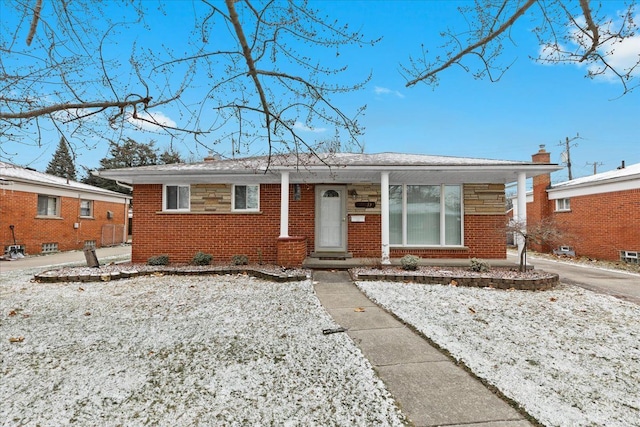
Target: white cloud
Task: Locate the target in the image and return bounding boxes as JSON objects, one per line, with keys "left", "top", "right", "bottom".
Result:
{"left": 540, "top": 13, "right": 640, "bottom": 82}
{"left": 127, "top": 111, "right": 177, "bottom": 131}
{"left": 374, "top": 86, "right": 405, "bottom": 98}
{"left": 293, "top": 121, "right": 326, "bottom": 133}
{"left": 587, "top": 34, "right": 640, "bottom": 81}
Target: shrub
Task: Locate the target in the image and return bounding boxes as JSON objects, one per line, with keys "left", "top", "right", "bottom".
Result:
{"left": 191, "top": 251, "right": 213, "bottom": 266}
{"left": 400, "top": 254, "right": 420, "bottom": 271}
{"left": 231, "top": 254, "right": 249, "bottom": 265}
{"left": 147, "top": 254, "right": 169, "bottom": 266}
{"left": 470, "top": 258, "right": 491, "bottom": 272}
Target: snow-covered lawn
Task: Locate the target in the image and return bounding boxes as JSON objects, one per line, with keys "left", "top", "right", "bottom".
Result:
{"left": 1, "top": 270, "right": 405, "bottom": 426}
{"left": 357, "top": 280, "right": 640, "bottom": 427}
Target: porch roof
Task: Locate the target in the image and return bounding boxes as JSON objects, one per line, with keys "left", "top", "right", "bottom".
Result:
{"left": 95, "top": 152, "right": 561, "bottom": 185}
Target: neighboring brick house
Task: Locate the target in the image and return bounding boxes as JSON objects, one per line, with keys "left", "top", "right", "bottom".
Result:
{"left": 0, "top": 162, "right": 131, "bottom": 256}
{"left": 512, "top": 149, "right": 640, "bottom": 262}
{"left": 96, "top": 152, "right": 559, "bottom": 266}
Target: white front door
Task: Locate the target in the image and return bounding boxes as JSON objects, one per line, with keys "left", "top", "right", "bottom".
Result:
{"left": 315, "top": 186, "right": 347, "bottom": 252}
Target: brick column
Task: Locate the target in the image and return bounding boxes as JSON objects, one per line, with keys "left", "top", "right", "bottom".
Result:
{"left": 277, "top": 236, "right": 307, "bottom": 267}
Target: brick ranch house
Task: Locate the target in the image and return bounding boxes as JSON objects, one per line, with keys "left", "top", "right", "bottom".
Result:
{"left": 511, "top": 148, "right": 640, "bottom": 262}
{"left": 0, "top": 162, "right": 131, "bottom": 256}
{"left": 95, "top": 152, "right": 560, "bottom": 267}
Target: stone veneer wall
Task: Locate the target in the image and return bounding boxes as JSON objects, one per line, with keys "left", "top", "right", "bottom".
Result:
{"left": 463, "top": 184, "right": 505, "bottom": 215}
{"left": 346, "top": 183, "right": 381, "bottom": 214}
{"left": 190, "top": 184, "right": 232, "bottom": 213}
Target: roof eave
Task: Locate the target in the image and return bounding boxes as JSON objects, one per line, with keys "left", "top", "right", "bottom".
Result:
{"left": 7, "top": 176, "right": 132, "bottom": 199}
{"left": 97, "top": 163, "right": 562, "bottom": 185}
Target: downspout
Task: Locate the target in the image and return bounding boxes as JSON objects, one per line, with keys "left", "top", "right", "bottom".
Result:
{"left": 116, "top": 181, "right": 133, "bottom": 191}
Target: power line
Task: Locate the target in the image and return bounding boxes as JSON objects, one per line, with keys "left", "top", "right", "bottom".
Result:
{"left": 585, "top": 161, "right": 604, "bottom": 175}
{"left": 558, "top": 134, "right": 581, "bottom": 180}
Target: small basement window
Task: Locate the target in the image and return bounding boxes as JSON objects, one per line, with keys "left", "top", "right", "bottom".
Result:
{"left": 42, "top": 243, "right": 59, "bottom": 253}
{"left": 84, "top": 240, "right": 96, "bottom": 249}
{"left": 620, "top": 250, "right": 639, "bottom": 264}
{"left": 555, "top": 198, "right": 571, "bottom": 212}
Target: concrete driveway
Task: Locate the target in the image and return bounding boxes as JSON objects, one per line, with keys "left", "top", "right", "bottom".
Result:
{"left": 0, "top": 245, "right": 131, "bottom": 273}
{"left": 508, "top": 252, "right": 640, "bottom": 305}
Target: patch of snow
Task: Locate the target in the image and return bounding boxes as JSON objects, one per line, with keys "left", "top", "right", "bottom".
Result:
{"left": 357, "top": 281, "right": 640, "bottom": 427}
{"left": 1, "top": 272, "right": 405, "bottom": 426}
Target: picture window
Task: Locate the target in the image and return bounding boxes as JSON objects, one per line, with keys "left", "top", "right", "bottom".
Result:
{"left": 389, "top": 184, "right": 462, "bottom": 246}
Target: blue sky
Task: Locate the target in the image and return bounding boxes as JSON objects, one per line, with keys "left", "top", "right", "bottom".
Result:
{"left": 3, "top": 0, "right": 639, "bottom": 184}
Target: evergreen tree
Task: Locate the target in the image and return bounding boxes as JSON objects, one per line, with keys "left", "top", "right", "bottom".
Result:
{"left": 159, "top": 147, "right": 183, "bottom": 164}
{"left": 46, "top": 137, "right": 77, "bottom": 180}
{"left": 83, "top": 138, "right": 160, "bottom": 194}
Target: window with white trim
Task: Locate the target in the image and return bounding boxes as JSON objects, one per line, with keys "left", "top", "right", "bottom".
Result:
{"left": 233, "top": 184, "right": 259, "bottom": 211}
{"left": 164, "top": 185, "right": 190, "bottom": 211}
{"left": 80, "top": 200, "right": 93, "bottom": 217}
{"left": 389, "top": 184, "right": 462, "bottom": 246}
{"left": 555, "top": 198, "right": 571, "bottom": 212}
{"left": 37, "top": 195, "right": 60, "bottom": 217}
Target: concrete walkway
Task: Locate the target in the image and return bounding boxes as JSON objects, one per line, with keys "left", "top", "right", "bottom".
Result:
{"left": 313, "top": 270, "right": 533, "bottom": 427}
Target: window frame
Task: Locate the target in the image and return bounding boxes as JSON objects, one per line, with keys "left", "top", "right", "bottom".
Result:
{"left": 232, "top": 184, "right": 260, "bottom": 212}
{"left": 80, "top": 199, "right": 93, "bottom": 218}
{"left": 555, "top": 198, "right": 571, "bottom": 212}
{"left": 37, "top": 194, "right": 61, "bottom": 217}
{"left": 389, "top": 183, "right": 463, "bottom": 247}
{"left": 163, "top": 184, "right": 191, "bottom": 212}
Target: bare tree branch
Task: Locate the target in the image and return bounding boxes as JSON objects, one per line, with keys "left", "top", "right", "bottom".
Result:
{"left": 0, "top": 97, "right": 151, "bottom": 120}
{"left": 404, "top": 0, "right": 639, "bottom": 96}
{"left": 2, "top": 0, "right": 373, "bottom": 164}
{"left": 406, "top": 0, "right": 536, "bottom": 87}
{"left": 578, "top": 0, "right": 599, "bottom": 61}
{"left": 25, "top": 0, "right": 42, "bottom": 46}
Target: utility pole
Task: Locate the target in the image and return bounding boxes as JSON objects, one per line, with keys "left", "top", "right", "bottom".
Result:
{"left": 586, "top": 161, "right": 604, "bottom": 175}
{"left": 558, "top": 134, "right": 581, "bottom": 180}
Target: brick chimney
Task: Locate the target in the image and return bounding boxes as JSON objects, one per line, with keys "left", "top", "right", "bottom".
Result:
{"left": 530, "top": 145, "right": 553, "bottom": 252}
{"left": 532, "top": 144, "right": 551, "bottom": 189}
{"left": 204, "top": 152, "right": 220, "bottom": 162}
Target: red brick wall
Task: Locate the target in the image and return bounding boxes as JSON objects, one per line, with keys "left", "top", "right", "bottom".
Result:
{"left": 551, "top": 189, "right": 640, "bottom": 260}
{"left": 132, "top": 184, "right": 282, "bottom": 264}
{"left": 288, "top": 184, "right": 316, "bottom": 256}
{"left": 463, "top": 214, "right": 507, "bottom": 258}
{"left": 0, "top": 189, "right": 128, "bottom": 255}
{"left": 348, "top": 215, "right": 382, "bottom": 258}
{"left": 131, "top": 183, "right": 508, "bottom": 264}
{"left": 277, "top": 237, "right": 308, "bottom": 267}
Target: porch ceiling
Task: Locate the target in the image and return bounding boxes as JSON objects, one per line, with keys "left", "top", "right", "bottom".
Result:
{"left": 101, "top": 166, "right": 558, "bottom": 185}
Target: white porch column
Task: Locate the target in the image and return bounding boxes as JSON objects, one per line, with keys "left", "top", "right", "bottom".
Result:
{"left": 516, "top": 171, "right": 527, "bottom": 262}
{"left": 280, "top": 171, "right": 289, "bottom": 238}
{"left": 380, "top": 171, "right": 390, "bottom": 264}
